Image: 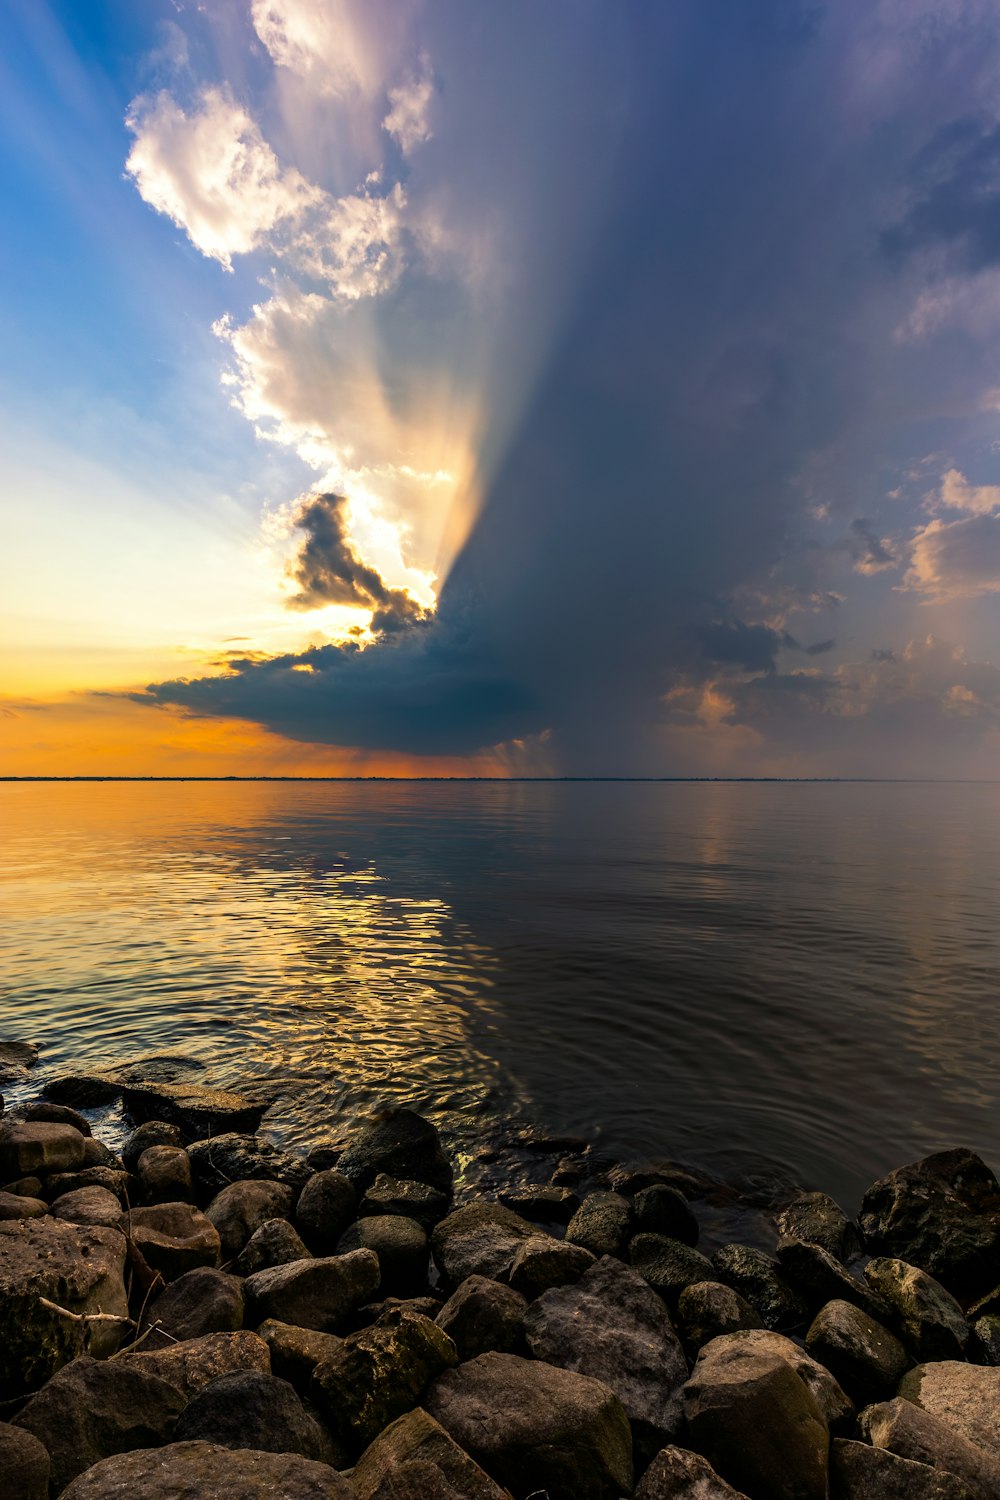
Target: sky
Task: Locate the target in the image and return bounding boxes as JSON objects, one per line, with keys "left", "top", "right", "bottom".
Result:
{"left": 3, "top": 0, "right": 1000, "bottom": 777}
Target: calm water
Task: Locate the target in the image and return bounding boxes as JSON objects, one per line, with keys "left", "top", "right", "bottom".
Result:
{"left": 2, "top": 780, "right": 1000, "bottom": 1211}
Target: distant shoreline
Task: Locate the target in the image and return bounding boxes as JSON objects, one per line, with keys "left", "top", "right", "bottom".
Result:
{"left": 3, "top": 776, "right": 998, "bottom": 784}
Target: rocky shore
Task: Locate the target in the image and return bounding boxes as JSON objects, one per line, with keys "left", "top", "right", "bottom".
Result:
{"left": 2, "top": 1054, "right": 1000, "bottom": 1498}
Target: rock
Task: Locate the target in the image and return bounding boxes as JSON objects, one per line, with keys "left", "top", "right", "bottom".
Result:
{"left": 565, "top": 1191, "right": 633, "bottom": 1257}
{"left": 337, "top": 1109, "right": 453, "bottom": 1197}
{"left": 50, "top": 1185, "right": 124, "bottom": 1229}
{"left": 899, "top": 1362, "right": 1000, "bottom": 1462}
{"left": 830, "top": 1437, "right": 977, "bottom": 1498}
{"left": 497, "top": 1185, "right": 580, "bottom": 1225}
{"left": 307, "top": 1140, "right": 345, "bottom": 1171}
{"left": 128, "top": 1202, "right": 222, "bottom": 1279}
{"left": 58, "top": 1441, "right": 354, "bottom": 1498}
{"left": 361, "top": 1173, "right": 451, "bottom": 1229}
{"left": 3, "top": 1174, "right": 43, "bottom": 1196}
{"left": 508, "top": 1234, "right": 596, "bottom": 1297}
{"left": 696, "top": 1328, "right": 854, "bottom": 1432}
{"left": 861, "top": 1397, "right": 1000, "bottom": 1498}
{"left": 123, "top": 1119, "right": 185, "bottom": 1170}
{"left": 525, "top": 1254, "right": 689, "bottom": 1459}
{"left": 0, "top": 1422, "right": 50, "bottom": 1500}
{"left": 352, "top": 1407, "right": 512, "bottom": 1500}
{"left": 0, "top": 1217, "right": 128, "bottom": 1398}
{"left": 776, "top": 1191, "right": 861, "bottom": 1263}
{"left": 44, "top": 1166, "right": 132, "bottom": 1203}
{"left": 119, "top": 1330, "right": 272, "bottom": 1399}
{"left": 634, "top": 1445, "right": 751, "bottom": 1499}
{"left": 175, "top": 1369, "right": 328, "bottom": 1459}
{"left": 632, "top": 1184, "right": 700, "bottom": 1246}
{"left": 312, "top": 1307, "right": 458, "bottom": 1457}
{"left": 138, "top": 1144, "right": 194, "bottom": 1203}
{"left": 0, "top": 1189, "right": 47, "bottom": 1219}
{"left": 435, "top": 1275, "right": 529, "bottom": 1360}
{"left": 43, "top": 1073, "right": 121, "bottom": 1108}
{"left": 338, "top": 1214, "right": 430, "bottom": 1295}
{"left": 258, "top": 1319, "right": 344, "bottom": 1389}
{"left": 13, "top": 1353, "right": 186, "bottom": 1493}
{"left": 859, "top": 1150, "right": 1000, "bottom": 1301}
{"left": 141, "top": 1267, "right": 245, "bottom": 1349}
{"left": 293, "top": 1168, "right": 358, "bottom": 1253}
{"left": 0, "top": 1039, "right": 39, "bottom": 1085}
{"left": 16, "top": 1100, "right": 92, "bottom": 1135}
{"left": 676, "top": 1281, "right": 764, "bottom": 1352}
{"left": 234, "top": 1216, "right": 312, "bottom": 1276}
{"left": 245, "top": 1248, "right": 380, "bottom": 1331}
{"left": 863, "top": 1258, "right": 969, "bottom": 1361}
{"left": 81, "top": 1137, "right": 120, "bottom": 1168}
{"left": 187, "top": 1132, "right": 313, "bottom": 1199}
{"left": 630, "top": 1233, "right": 718, "bottom": 1305}
{"left": 804, "top": 1300, "right": 910, "bottom": 1405}
{"left": 712, "top": 1243, "right": 808, "bottom": 1330}
{"left": 206, "top": 1178, "right": 294, "bottom": 1259}
{"left": 121, "top": 1080, "right": 265, "bottom": 1138}
{"left": 0, "top": 1120, "right": 85, "bottom": 1176}
{"left": 683, "top": 1337, "right": 830, "bottom": 1500}
{"left": 428, "top": 1350, "right": 633, "bottom": 1500}
{"left": 972, "top": 1315, "right": 1000, "bottom": 1364}
{"left": 777, "top": 1236, "right": 892, "bottom": 1320}
{"left": 432, "top": 1202, "right": 538, "bottom": 1285}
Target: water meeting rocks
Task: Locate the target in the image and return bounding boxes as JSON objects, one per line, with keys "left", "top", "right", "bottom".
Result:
{"left": 121, "top": 1080, "right": 265, "bottom": 1138}
{"left": 337, "top": 1108, "right": 454, "bottom": 1197}
{"left": 58, "top": 1441, "right": 355, "bottom": 1499}
{"left": 187, "top": 1131, "right": 314, "bottom": 1198}
{"left": 775, "top": 1190, "right": 861, "bottom": 1263}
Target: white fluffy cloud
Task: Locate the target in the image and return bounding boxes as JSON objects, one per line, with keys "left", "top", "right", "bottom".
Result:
{"left": 293, "top": 183, "right": 407, "bottom": 299}
{"left": 937, "top": 467, "right": 1000, "bottom": 516}
{"left": 125, "top": 87, "right": 320, "bottom": 269}
{"left": 383, "top": 60, "right": 434, "bottom": 154}
{"left": 906, "top": 513, "right": 1000, "bottom": 599}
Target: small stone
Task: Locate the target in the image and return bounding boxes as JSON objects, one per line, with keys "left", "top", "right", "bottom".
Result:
{"left": 634, "top": 1445, "right": 751, "bottom": 1499}
{"left": 676, "top": 1280, "right": 763, "bottom": 1353}
{"left": 0, "top": 1120, "right": 86, "bottom": 1176}
{"left": 565, "top": 1191, "right": 633, "bottom": 1258}
{"left": 863, "top": 1258, "right": 969, "bottom": 1361}
{"left": 122, "top": 1120, "right": 184, "bottom": 1171}
{"left": 712, "top": 1243, "right": 808, "bottom": 1331}
{"left": 830, "top": 1437, "right": 976, "bottom": 1499}
{"left": 861, "top": 1396, "right": 1000, "bottom": 1498}
{"left": 175, "top": 1369, "right": 328, "bottom": 1460}
{"left": 58, "top": 1441, "right": 354, "bottom": 1499}
{"left": 336, "top": 1109, "right": 453, "bottom": 1197}
{"left": 360, "top": 1173, "right": 451, "bottom": 1229}
{"left": 432, "top": 1202, "right": 537, "bottom": 1285}
{"left": 140, "top": 1267, "right": 245, "bottom": 1350}
{"left": 295, "top": 1169, "right": 358, "bottom": 1252}
{"left": 118, "top": 1331, "right": 272, "bottom": 1400}
{"left": 50, "top": 1185, "right": 124, "bottom": 1230}
{"left": 898, "top": 1361, "right": 1000, "bottom": 1463}
{"left": 206, "top": 1178, "right": 294, "bottom": 1259}
{"left": 508, "top": 1234, "right": 597, "bottom": 1297}
{"left": 775, "top": 1191, "right": 861, "bottom": 1263}
{"left": 137, "top": 1145, "right": 194, "bottom": 1204}
{"left": 257, "top": 1319, "right": 344, "bottom": 1390}
{"left": 44, "top": 1166, "right": 132, "bottom": 1203}
{"left": 0, "top": 1189, "right": 47, "bottom": 1220}
{"left": 804, "top": 1299, "right": 910, "bottom": 1406}
{"left": 187, "top": 1133, "right": 314, "bottom": 1198}
{"left": 244, "top": 1248, "right": 380, "bottom": 1332}
{"left": 630, "top": 1233, "right": 717, "bottom": 1305}
{"left": 233, "top": 1217, "right": 311, "bottom": 1276}
{"left": 351, "top": 1407, "right": 511, "bottom": 1500}
{"left": 435, "top": 1275, "right": 529, "bottom": 1360}
{"left": 632, "top": 1184, "right": 699, "bottom": 1246}
{"left": 497, "top": 1185, "right": 580, "bottom": 1225}
{"left": 338, "top": 1214, "right": 429, "bottom": 1296}
{"left": 128, "top": 1202, "right": 222, "bottom": 1279}
{"left": 0, "top": 1422, "right": 50, "bottom": 1500}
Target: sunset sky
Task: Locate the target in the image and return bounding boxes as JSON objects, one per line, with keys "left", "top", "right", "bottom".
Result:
{"left": 4, "top": 0, "right": 1000, "bottom": 776}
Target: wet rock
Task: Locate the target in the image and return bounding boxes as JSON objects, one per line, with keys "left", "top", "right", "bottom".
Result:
{"left": 776, "top": 1191, "right": 861, "bottom": 1263}
{"left": 525, "top": 1254, "right": 689, "bottom": 1459}
{"left": 508, "top": 1234, "right": 596, "bottom": 1297}
{"left": 81, "top": 1137, "right": 120, "bottom": 1168}
{"left": 435, "top": 1275, "right": 529, "bottom": 1360}
{"left": 676, "top": 1280, "right": 764, "bottom": 1353}
{"left": 0, "top": 1188, "right": 47, "bottom": 1219}
{"left": 245, "top": 1247, "right": 380, "bottom": 1331}
{"left": 683, "top": 1337, "right": 830, "bottom": 1500}
{"left": 630, "top": 1233, "right": 718, "bottom": 1305}
{"left": 206, "top": 1177, "right": 294, "bottom": 1259}
{"left": 122, "top": 1119, "right": 184, "bottom": 1170}
{"left": 337, "top": 1108, "right": 453, "bottom": 1197}
{"left": 128, "top": 1201, "right": 222, "bottom": 1279}
{"left": 13, "top": 1353, "right": 186, "bottom": 1493}
{"left": 859, "top": 1150, "right": 1000, "bottom": 1302}
{"left": 498, "top": 1185, "right": 580, "bottom": 1225}
{"left": 295, "top": 1169, "right": 358, "bottom": 1253}
{"left": 50, "top": 1184, "right": 124, "bottom": 1229}
{"left": 0, "top": 1119, "right": 85, "bottom": 1176}
{"left": 234, "top": 1216, "right": 311, "bottom": 1276}
{"left": 138, "top": 1144, "right": 194, "bottom": 1204}
{"left": 712, "top": 1243, "right": 808, "bottom": 1330}
{"left": 0, "top": 1421, "right": 50, "bottom": 1500}
{"left": 361, "top": 1173, "right": 451, "bottom": 1229}
{"left": 777, "top": 1236, "right": 892, "bottom": 1320}
{"left": 44, "top": 1165, "right": 132, "bottom": 1203}
{"left": 119, "top": 1330, "right": 272, "bottom": 1399}
{"left": 0, "top": 1217, "right": 128, "bottom": 1398}
{"left": 634, "top": 1445, "right": 751, "bottom": 1499}
{"left": 174, "top": 1369, "right": 328, "bottom": 1459}
{"left": 122, "top": 1080, "right": 265, "bottom": 1138}
{"left": 307, "top": 1140, "right": 345, "bottom": 1171}
{"left": 696, "top": 1328, "right": 854, "bottom": 1432}
{"left": 804, "top": 1300, "right": 910, "bottom": 1405}
{"left": 861, "top": 1396, "right": 1000, "bottom": 1498}
{"left": 971, "top": 1314, "right": 1000, "bottom": 1364}
{"left": 58, "top": 1440, "right": 354, "bottom": 1499}
{"left": 863, "top": 1258, "right": 969, "bottom": 1361}
{"left": 899, "top": 1362, "right": 1000, "bottom": 1462}
{"left": 0, "top": 1039, "right": 39, "bottom": 1085}
{"left": 258, "top": 1318, "right": 344, "bottom": 1389}
{"left": 312, "top": 1307, "right": 458, "bottom": 1457}
{"left": 140, "top": 1267, "right": 245, "bottom": 1349}
{"left": 16, "top": 1100, "right": 92, "bottom": 1135}
{"left": 187, "top": 1132, "right": 313, "bottom": 1199}
{"left": 632, "top": 1184, "right": 700, "bottom": 1246}
{"left": 565, "top": 1191, "right": 633, "bottom": 1258}
{"left": 43, "top": 1073, "right": 121, "bottom": 1108}
{"left": 338, "top": 1214, "right": 430, "bottom": 1296}
{"left": 432, "top": 1202, "right": 537, "bottom": 1285}
{"left": 427, "top": 1349, "right": 633, "bottom": 1500}
{"left": 351, "top": 1407, "right": 512, "bottom": 1500}
{"left": 830, "top": 1437, "right": 977, "bottom": 1498}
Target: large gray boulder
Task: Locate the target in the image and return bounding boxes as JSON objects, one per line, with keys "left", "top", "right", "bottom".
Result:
{"left": 426, "top": 1350, "right": 633, "bottom": 1500}
{"left": 861, "top": 1397, "right": 1000, "bottom": 1499}
{"left": 859, "top": 1151, "right": 1000, "bottom": 1301}
{"left": 898, "top": 1363, "right": 1000, "bottom": 1463}
{"left": 525, "top": 1255, "right": 688, "bottom": 1456}
{"left": 830, "top": 1437, "right": 977, "bottom": 1498}
{"left": 205, "top": 1178, "right": 294, "bottom": 1258}
{"left": 58, "top": 1441, "right": 354, "bottom": 1498}
{"left": 174, "top": 1369, "right": 329, "bottom": 1460}
{"left": 245, "top": 1248, "right": 379, "bottom": 1331}
{"left": 435, "top": 1275, "right": 529, "bottom": 1360}
{"left": 634, "top": 1445, "right": 751, "bottom": 1499}
{"left": 432, "top": 1203, "right": 537, "bottom": 1285}
{"left": 695, "top": 1328, "right": 853, "bottom": 1431}
{"left": 0, "top": 1217, "right": 128, "bottom": 1398}
{"left": 804, "top": 1300, "right": 910, "bottom": 1406}
{"left": 863, "top": 1259, "right": 969, "bottom": 1361}
{"left": 0, "top": 1120, "right": 85, "bottom": 1176}
{"left": 337, "top": 1109, "right": 453, "bottom": 1197}
{"left": 351, "top": 1407, "right": 512, "bottom": 1500}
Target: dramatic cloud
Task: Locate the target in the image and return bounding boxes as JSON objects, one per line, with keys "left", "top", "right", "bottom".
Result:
{"left": 907, "top": 514, "right": 1000, "bottom": 600}
{"left": 286, "top": 492, "right": 427, "bottom": 632}
{"left": 849, "top": 518, "right": 898, "bottom": 575}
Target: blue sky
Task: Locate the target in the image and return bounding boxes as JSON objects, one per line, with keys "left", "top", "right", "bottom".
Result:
{"left": 3, "top": 0, "right": 1000, "bottom": 775}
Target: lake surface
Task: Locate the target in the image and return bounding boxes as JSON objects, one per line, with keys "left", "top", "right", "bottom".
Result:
{"left": 2, "top": 779, "right": 1000, "bottom": 1211}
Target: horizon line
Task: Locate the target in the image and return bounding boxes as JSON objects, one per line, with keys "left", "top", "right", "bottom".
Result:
{"left": 2, "top": 776, "right": 999, "bottom": 785}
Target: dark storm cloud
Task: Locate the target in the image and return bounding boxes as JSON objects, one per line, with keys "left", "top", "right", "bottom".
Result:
{"left": 885, "top": 119, "right": 1000, "bottom": 270}
{"left": 287, "top": 493, "right": 426, "bottom": 630}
